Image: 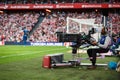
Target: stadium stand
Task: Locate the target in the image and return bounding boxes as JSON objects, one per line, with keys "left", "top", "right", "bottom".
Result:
{"left": 29, "top": 10, "right": 120, "bottom": 42}
{"left": 0, "top": 9, "right": 120, "bottom": 42}
{"left": 0, "top": 11, "right": 40, "bottom": 42}
{"left": 0, "top": 0, "right": 120, "bottom": 42}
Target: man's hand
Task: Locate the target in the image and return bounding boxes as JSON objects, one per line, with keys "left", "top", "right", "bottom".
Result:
{"left": 91, "top": 41, "right": 97, "bottom": 45}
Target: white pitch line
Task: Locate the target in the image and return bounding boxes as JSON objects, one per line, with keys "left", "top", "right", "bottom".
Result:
{"left": 0, "top": 48, "right": 66, "bottom": 59}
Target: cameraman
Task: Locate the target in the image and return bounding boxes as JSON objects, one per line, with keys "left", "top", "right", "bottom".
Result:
{"left": 87, "top": 27, "right": 112, "bottom": 69}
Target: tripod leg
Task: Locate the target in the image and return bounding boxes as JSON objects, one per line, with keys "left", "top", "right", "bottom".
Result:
{"left": 72, "top": 47, "right": 77, "bottom": 60}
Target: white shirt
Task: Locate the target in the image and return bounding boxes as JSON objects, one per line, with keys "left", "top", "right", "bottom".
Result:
{"left": 98, "top": 36, "right": 111, "bottom": 49}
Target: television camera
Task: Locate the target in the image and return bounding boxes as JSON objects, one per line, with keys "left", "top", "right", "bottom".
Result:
{"left": 56, "top": 28, "right": 96, "bottom": 50}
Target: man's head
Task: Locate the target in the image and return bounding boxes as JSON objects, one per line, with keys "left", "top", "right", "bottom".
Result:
{"left": 101, "top": 27, "right": 108, "bottom": 35}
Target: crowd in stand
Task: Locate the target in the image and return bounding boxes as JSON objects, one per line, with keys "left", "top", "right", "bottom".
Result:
{"left": 0, "top": 11, "right": 39, "bottom": 42}
{"left": 30, "top": 10, "right": 120, "bottom": 42}
{"left": 0, "top": 10, "right": 120, "bottom": 42}
{"left": 0, "top": 0, "right": 119, "bottom": 4}
{"left": 108, "top": 12, "right": 120, "bottom": 34}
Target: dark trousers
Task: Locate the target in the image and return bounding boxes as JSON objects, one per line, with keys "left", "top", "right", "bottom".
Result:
{"left": 87, "top": 48, "right": 109, "bottom": 66}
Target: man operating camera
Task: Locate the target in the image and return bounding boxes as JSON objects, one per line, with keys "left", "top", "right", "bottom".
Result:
{"left": 87, "top": 27, "right": 112, "bottom": 69}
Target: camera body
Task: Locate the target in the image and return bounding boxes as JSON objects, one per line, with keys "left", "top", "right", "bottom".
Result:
{"left": 56, "top": 28, "right": 96, "bottom": 48}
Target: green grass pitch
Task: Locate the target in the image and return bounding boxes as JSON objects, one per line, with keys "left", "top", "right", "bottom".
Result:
{"left": 0, "top": 45, "right": 119, "bottom": 80}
